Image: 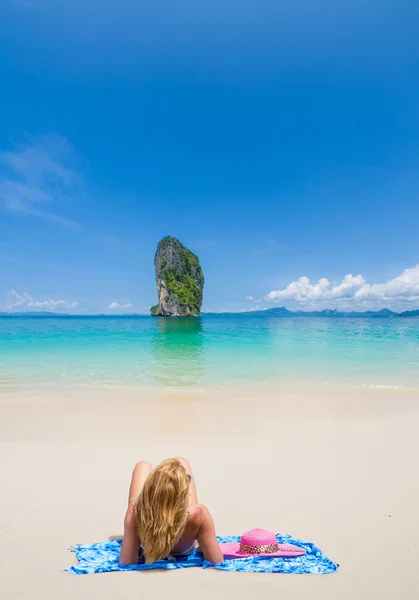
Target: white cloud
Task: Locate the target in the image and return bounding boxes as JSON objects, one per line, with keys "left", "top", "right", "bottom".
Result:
{"left": 265, "top": 265, "right": 419, "bottom": 308}
{"left": 108, "top": 302, "right": 134, "bottom": 310}
{"left": 0, "top": 134, "right": 84, "bottom": 230}
{"left": 2, "top": 289, "right": 79, "bottom": 312}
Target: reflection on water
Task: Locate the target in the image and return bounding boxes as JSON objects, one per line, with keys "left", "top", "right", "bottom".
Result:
{"left": 151, "top": 317, "right": 204, "bottom": 386}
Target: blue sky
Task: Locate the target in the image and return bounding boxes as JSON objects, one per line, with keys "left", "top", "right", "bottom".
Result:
{"left": 1, "top": 0, "right": 419, "bottom": 313}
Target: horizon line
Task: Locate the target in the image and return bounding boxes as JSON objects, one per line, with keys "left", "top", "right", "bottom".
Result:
{"left": 1, "top": 307, "right": 419, "bottom": 318}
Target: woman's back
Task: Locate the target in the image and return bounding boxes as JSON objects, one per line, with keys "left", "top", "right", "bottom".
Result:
{"left": 119, "top": 457, "right": 223, "bottom": 565}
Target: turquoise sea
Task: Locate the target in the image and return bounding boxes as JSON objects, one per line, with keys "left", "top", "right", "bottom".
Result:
{"left": 1, "top": 315, "right": 419, "bottom": 390}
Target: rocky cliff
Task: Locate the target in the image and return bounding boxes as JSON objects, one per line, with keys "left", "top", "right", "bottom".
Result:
{"left": 151, "top": 237, "right": 204, "bottom": 317}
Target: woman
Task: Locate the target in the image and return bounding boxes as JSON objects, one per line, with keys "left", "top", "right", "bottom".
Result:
{"left": 119, "top": 457, "right": 223, "bottom": 565}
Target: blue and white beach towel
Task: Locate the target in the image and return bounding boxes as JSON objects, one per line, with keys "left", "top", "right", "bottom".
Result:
{"left": 65, "top": 534, "right": 338, "bottom": 575}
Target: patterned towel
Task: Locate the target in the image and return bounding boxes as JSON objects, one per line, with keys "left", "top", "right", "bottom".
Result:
{"left": 65, "top": 534, "right": 338, "bottom": 575}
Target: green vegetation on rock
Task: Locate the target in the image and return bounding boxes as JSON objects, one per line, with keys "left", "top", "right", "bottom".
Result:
{"left": 150, "top": 304, "right": 159, "bottom": 315}
{"left": 152, "top": 236, "right": 204, "bottom": 316}
{"left": 163, "top": 268, "right": 202, "bottom": 314}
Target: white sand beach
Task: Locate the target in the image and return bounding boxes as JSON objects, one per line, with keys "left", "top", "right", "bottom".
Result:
{"left": 1, "top": 383, "right": 418, "bottom": 599}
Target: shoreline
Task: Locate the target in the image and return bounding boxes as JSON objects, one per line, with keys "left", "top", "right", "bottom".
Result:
{"left": 1, "top": 376, "right": 418, "bottom": 399}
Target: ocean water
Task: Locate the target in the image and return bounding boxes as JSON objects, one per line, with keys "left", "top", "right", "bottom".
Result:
{"left": 1, "top": 315, "right": 419, "bottom": 390}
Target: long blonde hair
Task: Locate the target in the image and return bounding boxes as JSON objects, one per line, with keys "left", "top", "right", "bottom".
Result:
{"left": 135, "top": 458, "right": 190, "bottom": 564}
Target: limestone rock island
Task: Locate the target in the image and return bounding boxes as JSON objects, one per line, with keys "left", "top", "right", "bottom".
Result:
{"left": 151, "top": 237, "right": 204, "bottom": 317}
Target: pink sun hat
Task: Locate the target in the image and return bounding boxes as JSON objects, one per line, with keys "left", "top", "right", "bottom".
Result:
{"left": 219, "top": 529, "right": 305, "bottom": 559}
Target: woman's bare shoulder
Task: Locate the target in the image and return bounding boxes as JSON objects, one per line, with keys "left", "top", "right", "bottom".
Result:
{"left": 188, "top": 504, "right": 211, "bottom": 525}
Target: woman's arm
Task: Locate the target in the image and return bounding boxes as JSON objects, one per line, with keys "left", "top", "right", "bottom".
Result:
{"left": 119, "top": 502, "right": 141, "bottom": 565}
{"left": 120, "top": 461, "right": 152, "bottom": 564}
{"left": 128, "top": 461, "right": 152, "bottom": 505}
{"left": 196, "top": 505, "right": 224, "bottom": 564}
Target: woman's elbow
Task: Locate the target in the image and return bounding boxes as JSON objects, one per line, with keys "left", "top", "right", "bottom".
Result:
{"left": 119, "top": 546, "right": 137, "bottom": 566}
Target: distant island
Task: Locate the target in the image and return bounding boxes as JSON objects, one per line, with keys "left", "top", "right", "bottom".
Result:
{"left": 1, "top": 307, "right": 419, "bottom": 317}
{"left": 151, "top": 236, "right": 204, "bottom": 317}
{"left": 206, "top": 307, "right": 419, "bottom": 318}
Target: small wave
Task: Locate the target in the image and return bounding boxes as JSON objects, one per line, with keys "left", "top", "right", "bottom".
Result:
{"left": 365, "top": 383, "right": 408, "bottom": 389}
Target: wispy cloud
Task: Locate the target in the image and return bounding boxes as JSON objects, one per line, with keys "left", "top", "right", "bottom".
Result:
{"left": 2, "top": 289, "right": 79, "bottom": 313}
{"left": 108, "top": 302, "right": 134, "bottom": 310}
{"left": 0, "top": 134, "right": 84, "bottom": 230}
{"left": 239, "top": 306, "right": 265, "bottom": 312}
{"left": 264, "top": 265, "right": 419, "bottom": 309}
